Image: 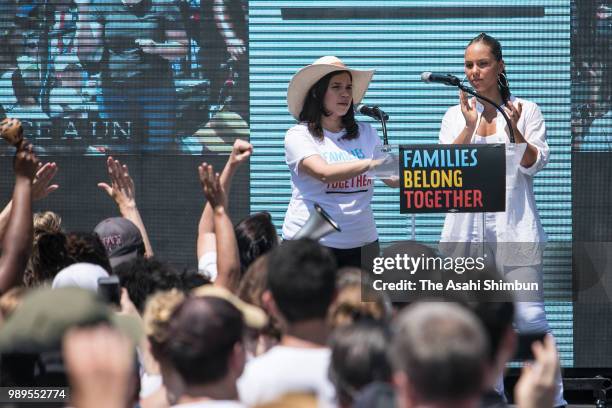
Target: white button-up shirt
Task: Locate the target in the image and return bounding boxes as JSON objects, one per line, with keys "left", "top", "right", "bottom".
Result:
{"left": 438, "top": 96, "right": 549, "bottom": 254}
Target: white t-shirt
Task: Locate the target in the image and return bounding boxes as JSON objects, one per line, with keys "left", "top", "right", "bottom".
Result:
{"left": 282, "top": 122, "right": 381, "bottom": 249}
{"left": 172, "top": 401, "right": 245, "bottom": 408}
{"left": 237, "top": 346, "right": 335, "bottom": 407}
{"left": 198, "top": 252, "right": 218, "bottom": 282}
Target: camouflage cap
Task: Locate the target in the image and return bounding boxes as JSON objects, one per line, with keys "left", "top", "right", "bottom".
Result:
{"left": 0, "top": 287, "right": 142, "bottom": 354}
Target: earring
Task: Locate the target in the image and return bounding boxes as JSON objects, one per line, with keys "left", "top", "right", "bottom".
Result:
{"left": 497, "top": 72, "right": 509, "bottom": 89}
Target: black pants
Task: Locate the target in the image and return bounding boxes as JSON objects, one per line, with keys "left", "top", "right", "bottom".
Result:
{"left": 328, "top": 240, "right": 380, "bottom": 271}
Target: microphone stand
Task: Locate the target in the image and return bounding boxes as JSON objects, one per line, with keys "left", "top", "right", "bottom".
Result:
{"left": 456, "top": 83, "right": 515, "bottom": 143}
{"left": 374, "top": 108, "right": 389, "bottom": 145}
{"left": 372, "top": 107, "right": 416, "bottom": 239}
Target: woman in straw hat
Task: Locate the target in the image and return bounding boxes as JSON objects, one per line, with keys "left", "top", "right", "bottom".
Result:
{"left": 282, "top": 56, "right": 396, "bottom": 268}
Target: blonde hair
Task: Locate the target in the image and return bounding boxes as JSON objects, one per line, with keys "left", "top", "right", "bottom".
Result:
{"left": 328, "top": 267, "right": 391, "bottom": 328}
{"left": 33, "top": 211, "right": 62, "bottom": 236}
{"left": 143, "top": 289, "right": 186, "bottom": 345}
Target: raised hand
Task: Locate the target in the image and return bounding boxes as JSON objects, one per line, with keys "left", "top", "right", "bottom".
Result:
{"left": 14, "top": 143, "right": 39, "bottom": 182}
{"left": 229, "top": 138, "right": 253, "bottom": 165}
{"left": 198, "top": 163, "right": 226, "bottom": 210}
{"left": 459, "top": 90, "right": 478, "bottom": 131}
{"left": 63, "top": 325, "right": 134, "bottom": 408}
{"left": 32, "top": 162, "right": 59, "bottom": 201}
{"left": 514, "top": 334, "right": 559, "bottom": 408}
{"left": 98, "top": 156, "right": 136, "bottom": 211}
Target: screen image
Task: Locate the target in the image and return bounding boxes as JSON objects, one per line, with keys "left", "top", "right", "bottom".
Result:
{"left": 0, "top": 0, "right": 249, "bottom": 155}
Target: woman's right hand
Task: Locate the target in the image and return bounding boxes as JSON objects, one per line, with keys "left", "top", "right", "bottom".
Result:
{"left": 459, "top": 90, "right": 478, "bottom": 131}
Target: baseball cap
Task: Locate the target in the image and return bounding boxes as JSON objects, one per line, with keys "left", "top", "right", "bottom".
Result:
{"left": 94, "top": 217, "right": 144, "bottom": 268}
{"left": 51, "top": 262, "right": 110, "bottom": 292}
{"left": 0, "top": 287, "right": 143, "bottom": 354}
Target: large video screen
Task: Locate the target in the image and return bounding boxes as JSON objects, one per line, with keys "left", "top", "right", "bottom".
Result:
{"left": 0, "top": 0, "right": 249, "bottom": 155}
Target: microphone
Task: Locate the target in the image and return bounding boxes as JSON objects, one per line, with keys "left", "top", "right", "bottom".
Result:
{"left": 354, "top": 104, "right": 389, "bottom": 121}
{"left": 421, "top": 72, "right": 461, "bottom": 86}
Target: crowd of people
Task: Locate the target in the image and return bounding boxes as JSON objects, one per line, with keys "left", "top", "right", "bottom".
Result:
{"left": 0, "top": 133, "right": 562, "bottom": 408}
{"left": 0, "top": 30, "right": 567, "bottom": 408}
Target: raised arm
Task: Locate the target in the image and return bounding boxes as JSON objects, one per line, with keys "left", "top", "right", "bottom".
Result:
{"left": 0, "top": 144, "right": 39, "bottom": 294}
{"left": 197, "top": 139, "right": 252, "bottom": 259}
{"left": 199, "top": 163, "right": 240, "bottom": 292}
{"left": 0, "top": 162, "right": 58, "bottom": 247}
{"left": 98, "top": 157, "right": 154, "bottom": 258}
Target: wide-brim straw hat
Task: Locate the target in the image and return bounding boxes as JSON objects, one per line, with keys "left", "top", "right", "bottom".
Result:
{"left": 287, "top": 56, "right": 375, "bottom": 120}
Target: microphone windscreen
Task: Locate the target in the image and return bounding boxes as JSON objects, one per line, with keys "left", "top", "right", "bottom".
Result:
{"left": 420, "top": 72, "right": 432, "bottom": 82}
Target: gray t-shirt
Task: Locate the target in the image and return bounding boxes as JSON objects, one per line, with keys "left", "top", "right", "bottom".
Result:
{"left": 91, "top": 0, "right": 182, "bottom": 83}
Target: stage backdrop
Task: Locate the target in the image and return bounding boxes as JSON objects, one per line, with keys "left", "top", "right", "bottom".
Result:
{"left": 0, "top": 0, "right": 251, "bottom": 267}
{"left": 249, "top": 0, "right": 574, "bottom": 366}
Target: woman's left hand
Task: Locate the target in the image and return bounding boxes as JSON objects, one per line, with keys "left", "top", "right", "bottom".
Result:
{"left": 504, "top": 100, "right": 523, "bottom": 131}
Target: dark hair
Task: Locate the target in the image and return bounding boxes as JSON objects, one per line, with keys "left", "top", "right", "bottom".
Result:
{"left": 468, "top": 33, "right": 511, "bottom": 103}
{"left": 166, "top": 297, "right": 244, "bottom": 385}
{"left": 329, "top": 321, "right": 392, "bottom": 406}
{"left": 234, "top": 211, "right": 278, "bottom": 275}
{"left": 24, "top": 232, "right": 72, "bottom": 287}
{"left": 299, "top": 70, "right": 359, "bottom": 141}
{"left": 65, "top": 232, "right": 112, "bottom": 273}
{"left": 179, "top": 268, "right": 211, "bottom": 290}
{"left": 267, "top": 239, "right": 337, "bottom": 323}
{"left": 114, "top": 258, "right": 183, "bottom": 314}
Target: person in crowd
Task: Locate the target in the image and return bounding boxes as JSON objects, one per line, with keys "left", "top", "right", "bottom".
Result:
{"left": 66, "top": 231, "right": 112, "bottom": 272}
{"left": 329, "top": 321, "right": 394, "bottom": 408}
{"left": 197, "top": 138, "right": 277, "bottom": 285}
{"left": 24, "top": 212, "right": 69, "bottom": 287}
{"left": 282, "top": 56, "right": 397, "bottom": 269}
{"left": 166, "top": 296, "right": 248, "bottom": 407}
{"left": 328, "top": 267, "right": 391, "bottom": 328}
{"left": 51, "top": 262, "right": 109, "bottom": 292}
{"left": 391, "top": 302, "right": 489, "bottom": 408}
{"left": 0, "top": 141, "right": 39, "bottom": 295}
{"left": 198, "top": 162, "right": 242, "bottom": 292}
{"left": 238, "top": 238, "right": 337, "bottom": 407}
{"left": 237, "top": 254, "right": 282, "bottom": 358}
{"left": 513, "top": 334, "right": 560, "bottom": 408}
{"left": 94, "top": 218, "right": 146, "bottom": 270}
{"left": 64, "top": 324, "right": 138, "bottom": 408}
{"left": 437, "top": 32, "right": 565, "bottom": 407}
{"left": 142, "top": 289, "right": 186, "bottom": 408}
{"left": 0, "top": 162, "right": 59, "bottom": 246}
{"left": 75, "top": 0, "right": 188, "bottom": 151}
{"left": 114, "top": 258, "right": 183, "bottom": 314}
{"left": 0, "top": 287, "right": 142, "bottom": 405}
{"left": 97, "top": 156, "right": 154, "bottom": 261}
